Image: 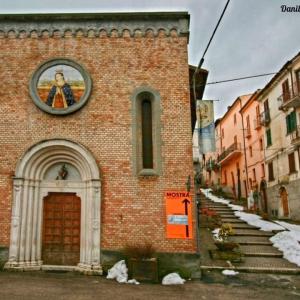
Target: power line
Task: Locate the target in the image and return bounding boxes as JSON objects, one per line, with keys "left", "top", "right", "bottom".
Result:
{"left": 190, "top": 72, "right": 277, "bottom": 88}
{"left": 192, "top": 0, "right": 231, "bottom": 101}
{"left": 206, "top": 72, "right": 278, "bottom": 85}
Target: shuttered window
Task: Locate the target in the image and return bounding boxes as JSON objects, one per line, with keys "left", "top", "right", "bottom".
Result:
{"left": 268, "top": 162, "right": 274, "bottom": 181}
{"left": 266, "top": 129, "right": 272, "bottom": 147}
{"left": 288, "top": 152, "right": 296, "bottom": 174}
{"left": 286, "top": 111, "right": 297, "bottom": 134}
{"left": 282, "top": 79, "right": 290, "bottom": 103}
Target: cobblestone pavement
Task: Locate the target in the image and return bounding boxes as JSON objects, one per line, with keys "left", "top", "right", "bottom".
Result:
{"left": 0, "top": 271, "right": 300, "bottom": 300}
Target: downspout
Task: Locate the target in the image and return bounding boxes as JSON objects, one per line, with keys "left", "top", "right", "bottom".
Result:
{"left": 219, "top": 122, "right": 223, "bottom": 186}
{"left": 239, "top": 98, "right": 249, "bottom": 198}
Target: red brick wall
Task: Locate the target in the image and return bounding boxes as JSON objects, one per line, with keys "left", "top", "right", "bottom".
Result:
{"left": 0, "top": 31, "right": 196, "bottom": 253}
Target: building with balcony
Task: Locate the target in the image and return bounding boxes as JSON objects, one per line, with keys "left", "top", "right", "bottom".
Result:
{"left": 240, "top": 91, "right": 267, "bottom": 212}
{"left": 201, "top": 95, "right": 252, "bottom": 199}
{"left": 257, "top": 51, "right": 300, "bottom": 221}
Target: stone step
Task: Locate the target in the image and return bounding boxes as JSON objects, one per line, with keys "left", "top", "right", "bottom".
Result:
{"left": 211, "top": 209, "right": 233, "bottom": 213}
{"left": 239, "top": 245, "right": 283, "bottom": 258}
{"left": 201, "top": 206, "right": 232, "bottom": 211}
{"left": 233, "top": 229, "right": 273, "bottom": 237}
{"left": 221, "top": 215, "right": 239, "bottom": 219}
{"left": 229, "top": 235, "right": 272, "bottom": 245}
{"left": 230, "top": 224, "right": 258, "bottom": 229}
{"left": 234, "top": 256, "right": 299, "bottom": 270}
{"left": 220, "top": 219, "right": 245, "bottom": 224}
{"left": 200, "top": 204, "right": 229, "bottom": 208}
{"left": 200, "top": 207, "right": 232, "bottom": 212}
{"left": 219, "top": 214, "right": 236, "bottom": 217}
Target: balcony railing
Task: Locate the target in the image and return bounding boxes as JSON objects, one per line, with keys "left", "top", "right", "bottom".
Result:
{"left": 278, "top": 81, "right": 300, "bottom": 110}
{"left": 260, "top": 110, "right": 270, "bottom": 126}
{"left": 205, "top": 159, "right": 220, "bottom": 172}
{"left": 253, "top": 117, "right": 262, "bottom": 129}
{"left": 218, "top": 142, "right": 242, "bottom": 164}
{"left": 290, "top": 125, "right": 300, "bottom": 145}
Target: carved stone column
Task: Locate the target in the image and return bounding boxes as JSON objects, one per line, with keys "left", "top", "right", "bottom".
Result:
{"left": 5, "top": 178, "right": 24, "bottom": 269}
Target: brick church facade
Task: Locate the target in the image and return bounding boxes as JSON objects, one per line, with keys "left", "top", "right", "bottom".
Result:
{"left": 0, "top": 12, "right": 200, "bottom": 274}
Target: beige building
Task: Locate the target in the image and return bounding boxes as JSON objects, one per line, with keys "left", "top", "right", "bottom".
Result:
{"left": 257, "top": 51, "right": 300, "bottom": 221}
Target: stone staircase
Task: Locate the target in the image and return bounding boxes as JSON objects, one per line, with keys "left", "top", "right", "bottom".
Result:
{"left": 199, "top": 193, "right": 300, "bottom": 274}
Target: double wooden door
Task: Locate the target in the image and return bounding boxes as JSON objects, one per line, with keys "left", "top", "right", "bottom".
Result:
{"left": 42, "top": 193, "right": 81, "bottom": 265}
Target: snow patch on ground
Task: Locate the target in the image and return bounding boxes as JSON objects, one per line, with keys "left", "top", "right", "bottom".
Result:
{"left": 270, "top": 231, "right": 300, "bottom": 267}
{"left": 228, "top": 204, "right": 244, "bottom": 211}
{"left": 201, "top": 188, "right": 300, "bottom": 267}
{"left": 212, "top": 228, "right": 221, "bottom": 241}
{"left": 234, "top": 211, "right": 284, "bottom": 232}
{"left": 275, "top": 221, "right": 300, "bottom": 242}
{"left": 200, "top": 189, "right": 230, "bottom": 205}
{"left": 106, "top": 260, "right": 140, "bottom": 284}
{"left": 222, "top": 269, "right": 239, "bottom": 276}
{"left": 162, "top": 273, "right": 185, "bottom": 285}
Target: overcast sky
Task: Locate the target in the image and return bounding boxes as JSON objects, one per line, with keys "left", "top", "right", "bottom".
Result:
{"left": 1, "top": 0, "right": 300, "bottom": 118}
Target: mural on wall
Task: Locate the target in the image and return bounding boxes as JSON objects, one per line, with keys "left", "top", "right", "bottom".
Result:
{"left": 37, "top": 65, "right": 85, "bottom": 109}
{"left": 30, "top": 58, "right": 92, "bottom": 115}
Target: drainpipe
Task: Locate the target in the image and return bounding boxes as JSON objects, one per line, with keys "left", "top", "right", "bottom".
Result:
{"left": 239, "top": 98, "right": 249, "bottom": 199}
{"left": 219, "top": 122, "right": 223, "bottom": 187}
{"left": 289, "top": 66, "right": 294, "bottom": 96}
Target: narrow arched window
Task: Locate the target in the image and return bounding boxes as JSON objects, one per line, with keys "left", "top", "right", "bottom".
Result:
{"left": 141, "top": 99, "right": 153, "bottom": 168}
{"left": 131, "top": 87, "right": 162, "bottom": 176}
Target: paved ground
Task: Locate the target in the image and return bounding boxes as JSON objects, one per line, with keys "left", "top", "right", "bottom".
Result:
{"left": 0, "top": 271, "right": 300, "bottom": 300}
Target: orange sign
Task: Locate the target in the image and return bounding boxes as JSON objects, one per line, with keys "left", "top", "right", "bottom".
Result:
{"left": 165, "top": 191, "right": 193, "bottom": 239}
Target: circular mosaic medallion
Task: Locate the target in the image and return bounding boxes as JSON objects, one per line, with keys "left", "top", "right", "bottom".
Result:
{"left": 29, "top": 58, "right": 92, "bottom": 115}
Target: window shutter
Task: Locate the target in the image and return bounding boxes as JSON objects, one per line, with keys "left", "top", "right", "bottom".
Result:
{"left": 268, "top": 162, "right": 274, "bottom": 181}
{"left": 291, "top": 111, "right": 296, "bottom": 132}
{"left": 266, "top": 129, "right": 272, "bottom": 146}
{"left": 288, "top": 152, "right": 296, "bottom": 173}
{"left": 286, "top": 115, "right": 290, "bottom": 134}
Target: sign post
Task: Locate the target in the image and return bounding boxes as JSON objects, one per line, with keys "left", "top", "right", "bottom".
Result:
{"left": 165, "top": 191, "right": 193, "bottom": 239}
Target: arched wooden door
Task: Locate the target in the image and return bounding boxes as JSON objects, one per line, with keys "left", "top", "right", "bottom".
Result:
{"left": 42, "top": 192, "right": 81, "bottom": 265}
{"left": 279, "top": 187, "right": 289, "bottom": 217}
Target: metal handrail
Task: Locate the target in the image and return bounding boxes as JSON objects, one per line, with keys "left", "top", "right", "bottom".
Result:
{"left": 291, "top": 125, "right": 300, "bottom": 141}
{"left": 260, "top": 110, "right": 270, "bottom": 125}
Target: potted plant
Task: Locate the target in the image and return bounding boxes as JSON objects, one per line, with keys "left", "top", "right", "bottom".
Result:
{"left": 124, "top": 242, "right": 158, "bottom": 283}
{"left": 213, "top": 224, "right": 238, "bottom": 251}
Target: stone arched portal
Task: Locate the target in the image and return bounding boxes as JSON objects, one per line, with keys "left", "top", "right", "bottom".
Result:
{"left": 5, "top": 139, "right": 102, "bottom": 274}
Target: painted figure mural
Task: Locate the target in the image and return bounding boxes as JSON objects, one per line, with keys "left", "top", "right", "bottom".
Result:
{"left": 46, "top": 72, "right": 75, "bottom": 108}
{"left": 37, "top": 64, "right": 85, "bottom": 109}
